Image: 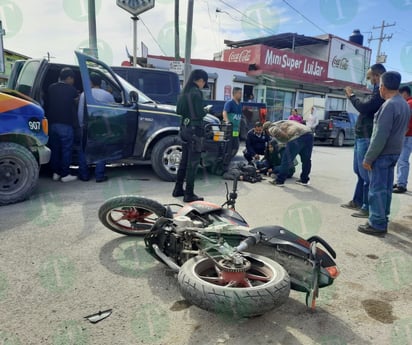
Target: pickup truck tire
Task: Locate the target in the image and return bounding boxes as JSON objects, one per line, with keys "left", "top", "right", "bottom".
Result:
{"left": 151, "top": 135, "right": 182, "bottom": 182}
{"left": 333, "top": 131, "right": 345, "bottom": 147}
{"left": 0, "top": 142, "right": 39, "bottom": 206}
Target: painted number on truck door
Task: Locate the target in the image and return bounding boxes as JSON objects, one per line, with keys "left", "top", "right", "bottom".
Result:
{"left": 28, "top": 118, "right": 41, "bottom": 132}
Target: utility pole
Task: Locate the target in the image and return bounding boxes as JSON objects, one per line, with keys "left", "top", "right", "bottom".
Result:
{"left": 183, "top": 0, "right": 194, "bottom": 83}
{"left": 88, "top": 0, "right": 98, "bottom": 58}
{"left": 368, "top": 20, "right": 395, "bottom": 63}
{"left": 174, "top": 0, "right": 180, "bottom": 60}
{"left": 132, "top": 16, "right": 139, "bottom": 67}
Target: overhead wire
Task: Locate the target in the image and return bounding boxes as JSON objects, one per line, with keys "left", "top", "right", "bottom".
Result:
{"left": 281, "top": 0, "right": 327, "bottom": 34}
{"left": 139, "top": 17, "right": 168, "bottom": 56}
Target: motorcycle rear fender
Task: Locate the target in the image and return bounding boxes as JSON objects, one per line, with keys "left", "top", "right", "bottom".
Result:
{"left": 250, "top": 226, "right": 336, "bottom": 268}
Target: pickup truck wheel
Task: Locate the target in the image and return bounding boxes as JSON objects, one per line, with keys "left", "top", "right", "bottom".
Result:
{"left": 151, "top": 135, "right": 182, "bottom": 182}
{"left": 0, "top": 142, "right": 39, "bottom": 205}
{"left": 333, "top": 131, "right": 345, "bottom": 147}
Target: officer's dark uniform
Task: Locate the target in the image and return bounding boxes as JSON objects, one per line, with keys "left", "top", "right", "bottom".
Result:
{"left": 173, "top": 84, "right": 206, "bottom": 202}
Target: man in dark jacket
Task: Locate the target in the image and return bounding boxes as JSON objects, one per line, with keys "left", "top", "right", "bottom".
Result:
{"left": 341, "top": 63, "right": 386, "bottom": 218}
{"left": 358, "top": 71, "right": 410, "bottom": 236}
{"left": 243, "top": 122, "right": 270, "bottom": 163}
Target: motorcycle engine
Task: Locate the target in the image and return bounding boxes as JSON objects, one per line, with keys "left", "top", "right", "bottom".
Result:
{"left": 145, "top": 216, "right": 203, "bottom": 266}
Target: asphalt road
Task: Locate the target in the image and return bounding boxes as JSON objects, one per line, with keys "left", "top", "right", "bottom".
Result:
{"left": 0, "top": 145, "right": 411, "bottom": 345}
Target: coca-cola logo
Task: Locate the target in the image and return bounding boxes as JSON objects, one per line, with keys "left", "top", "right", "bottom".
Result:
{"left": 228, "top": 49, "right": 252, "bottom": 63}
{"left": 331, "top": 56, "right": 349, "bottom": 70}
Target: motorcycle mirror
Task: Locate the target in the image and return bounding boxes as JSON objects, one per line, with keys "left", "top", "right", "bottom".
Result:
{"left": 84, "top": 309, "right": 112, "bottom": 324}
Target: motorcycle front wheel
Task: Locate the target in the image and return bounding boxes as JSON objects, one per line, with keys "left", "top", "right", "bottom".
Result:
{"left": 98, "top": 196, "right": 170, "bottom": 235}
{"left": 178, "top": 253, "right": 290, "bottom": 317}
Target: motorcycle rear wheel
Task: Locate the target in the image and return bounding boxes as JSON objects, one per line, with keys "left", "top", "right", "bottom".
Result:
{"left": 98, "top": 196, "right": 169, "bottom": 235}
{"left": 178, "top": 253, "right": 290, "bottom": 317}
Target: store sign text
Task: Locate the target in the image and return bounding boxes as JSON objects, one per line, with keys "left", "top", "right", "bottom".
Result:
{"left": 264, "top": 50, "right": 325, "bottom": 77}
{"left": 331, "top": 56, "right": 349, "bottom": 70}
{"left": 227, "top": 49, "right": 253, "bottom": 63}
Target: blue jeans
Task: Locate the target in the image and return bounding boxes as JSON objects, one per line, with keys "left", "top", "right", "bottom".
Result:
{"left": 352, "top": 138, "right": 370, "bottom": 210}
{"left": 276, "top": 133, "right": 313, "bottom": 184}
{"left": 49, "top": 123, "right": 74, "bottom": 177}
{"left": 78, "top": 149, "right": 106, "bottom": 180}
{"left": 396, "top": 136, "right": 412, "bottom": 188}
{"left": 368, "top": 155, "right": 399, "bottom": 231}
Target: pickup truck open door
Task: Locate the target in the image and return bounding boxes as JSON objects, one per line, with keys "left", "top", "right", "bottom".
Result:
{"left": 75, "top": 51, "right": 138, "bottom": 163}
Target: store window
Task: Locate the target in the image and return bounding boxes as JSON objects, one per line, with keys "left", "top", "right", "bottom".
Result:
{"left": 326, "top": 97, "right": 346, "bottom": 111}
{"left": 296, "top": 91, "right": 324, "bottom": 115}
{"left": 265, "top": 88, "right": 296, "bottom": 121}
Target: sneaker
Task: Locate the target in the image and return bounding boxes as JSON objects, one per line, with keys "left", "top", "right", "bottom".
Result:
{"left": 61, "top": 174, "right": 77, "bottom": 182}
{"left": 393, "top": 186, "right": 407, "bottom": 194}
{"left": 341, "top": 200, "right": 360, "bottom": 211}
{"left": 269, "top": 180, "right": 284, "bottom": 187}
{"left": 295, "top": 179, "right": 310, "bottom": 186}
{"left": 52, "top": 173, "right": 61, "bottom": 181}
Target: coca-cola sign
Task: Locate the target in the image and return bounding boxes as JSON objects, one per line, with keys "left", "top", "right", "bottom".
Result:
{"left": 227, "top": 49, "right": 252, "bottom": 63}
{"left": 223, "top": 45, "right": 260, "bottom": 64}
{"left": 331, "top": 56, "right": 349, "bottom": 70}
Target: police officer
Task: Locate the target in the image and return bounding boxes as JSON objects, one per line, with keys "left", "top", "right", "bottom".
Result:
{"left": 173, "top": 69, "right": 209, "bottom": 202}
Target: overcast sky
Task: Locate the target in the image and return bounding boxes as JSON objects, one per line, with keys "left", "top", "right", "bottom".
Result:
{"left": 3, "top": 0, "right": 412, "bottom": 81}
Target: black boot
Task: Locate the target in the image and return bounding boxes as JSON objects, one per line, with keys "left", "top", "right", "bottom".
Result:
{"left": 183, "top": 193, "right": 204, "bottom": 203}
{"left": 172, "top": 183, "right": 185, "bottom": 197}
{"left": 183, "top": 185, "right": 203, "bottom": 202}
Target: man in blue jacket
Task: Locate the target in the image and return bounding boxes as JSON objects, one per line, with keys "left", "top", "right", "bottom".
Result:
{"left": 358, "top": 71, "right": 411, "bottom": 236}
{"left": 243, "top": 122, "right": 270, "bottom": 164}
{"left": 341, "top": 64, "right": 386, "bottom": 218}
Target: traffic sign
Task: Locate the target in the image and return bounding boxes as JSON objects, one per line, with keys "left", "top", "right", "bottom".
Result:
{"left": 169, "top": 61, "right": 184, "bottom": 75}
{"left": 116, "top": 0, "right": 155, "bottom": 16}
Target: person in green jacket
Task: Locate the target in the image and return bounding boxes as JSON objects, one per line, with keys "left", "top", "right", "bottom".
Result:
{"left": 173, "top": 69, "right": 209, "bottom": 202}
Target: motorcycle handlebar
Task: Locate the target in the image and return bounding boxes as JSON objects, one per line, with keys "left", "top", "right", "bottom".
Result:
{"left": 235, "top": 233, "right": 261, "bottom": 252}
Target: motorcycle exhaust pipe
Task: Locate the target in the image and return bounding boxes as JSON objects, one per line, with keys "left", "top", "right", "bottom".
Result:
{"left": 235, "top": 233, "right": 261, "bottom": 252}
{"left": 152, "top": 244, "right": 180, "bottom": 272}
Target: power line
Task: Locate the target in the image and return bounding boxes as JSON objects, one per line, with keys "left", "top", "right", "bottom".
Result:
{"left": 219, "top": 0, "right": 278, "bottom": 36}
{"left": 281, "top": 0, "right": 327, "bottom": 35}
{"left": 139, "top": 17, "right": 167, "bottom": 56}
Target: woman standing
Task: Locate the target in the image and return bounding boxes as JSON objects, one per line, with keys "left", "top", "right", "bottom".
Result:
{"left": 288, "top": 108, "right": 303, "bottom": 123}
{"left": 173, "top": 69, "right": 209, "bottom": 202}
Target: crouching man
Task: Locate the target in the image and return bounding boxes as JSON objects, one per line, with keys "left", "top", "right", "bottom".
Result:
{"left": 263, "top": 120, "right": 313, "bottom": 187}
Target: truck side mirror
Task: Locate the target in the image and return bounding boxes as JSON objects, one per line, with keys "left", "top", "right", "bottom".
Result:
{"left": 129, "top": 90, "right": 139, "bottom": 104}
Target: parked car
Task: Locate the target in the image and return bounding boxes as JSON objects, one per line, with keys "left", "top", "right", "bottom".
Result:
{"left": 111, "top": 66, "right": 180, "bottom": 105}
{"left": 314, "top": 111, "right": 358, "bottom": 147}
{"left": 203, "top": 100, "right": 267, "bottom": 140}
{"left": 0, "top": 89, "right": 50, "bottom": 205}
{"left": 7, "top": 52, "right": 232, "bottom": 182}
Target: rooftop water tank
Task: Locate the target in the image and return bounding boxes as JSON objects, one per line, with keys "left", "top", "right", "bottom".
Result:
{"left": 349, "top": 29, "right": 364, "bottom": 46}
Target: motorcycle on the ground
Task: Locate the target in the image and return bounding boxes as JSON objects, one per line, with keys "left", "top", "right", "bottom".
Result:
{"left": 98, "top": 179, "right": 339, "bottom": 317}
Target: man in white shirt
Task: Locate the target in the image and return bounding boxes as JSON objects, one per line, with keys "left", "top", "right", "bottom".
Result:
{"left": 77, "top": 73, "right": 115, "bottom": 182}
